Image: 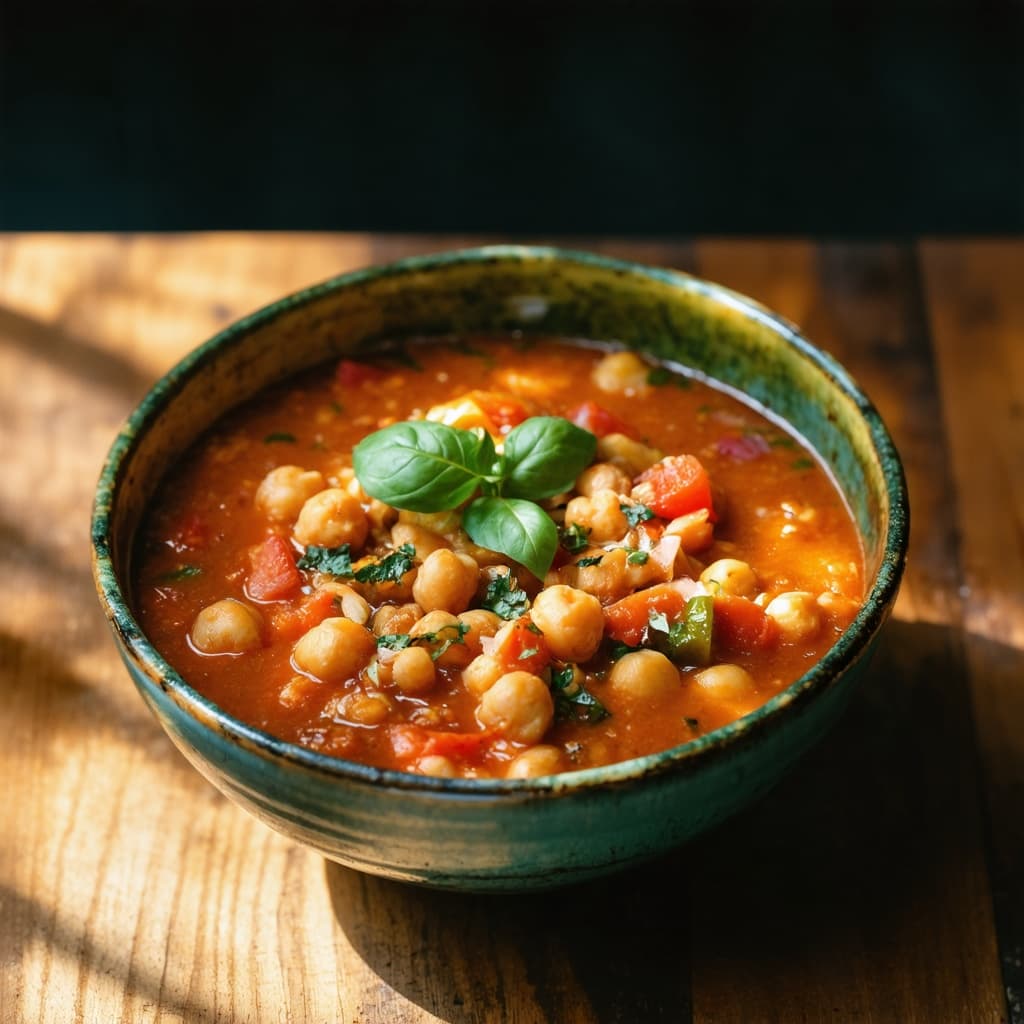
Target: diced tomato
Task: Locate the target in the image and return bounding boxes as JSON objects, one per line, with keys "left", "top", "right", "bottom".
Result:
{"left": 713, "top": 594, "right": 778, "bottom": 654}
{"left": 248, "top": 534, "right": 302, "bottom": 601}
{"left": 336, "top": 359, "right": 385, "bottom": 388}
{"left": 603, "top": 583, "right": 690, "bottom": 646}
{"left": 269, "top": 589, "right": 337, "bottom": 642}
{"left": 389, "top": 725, "right": 496, "bottom": 767}
{"left": 172, "top": 512, "right": 208, "bottom": 550}
{"left": 566, "top": 400, "right": 639, "bottom": 440}
{"left": 635, "top": 455, "right": 716, "bottom": 521}
{"left": 468, "top": 390, "right": 530, "bottom": 430}
{"left": 492, "top": 617, "right": 551, "bottom": 675}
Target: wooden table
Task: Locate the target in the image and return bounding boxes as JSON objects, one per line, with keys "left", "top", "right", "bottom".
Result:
{"left": 2, "top": 235, "right": 1021, "bottom": 1023}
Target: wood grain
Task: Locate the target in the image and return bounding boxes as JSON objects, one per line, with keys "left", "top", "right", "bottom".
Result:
{"left": 0, "top": 235, "right": 1017, "bottom": 1023}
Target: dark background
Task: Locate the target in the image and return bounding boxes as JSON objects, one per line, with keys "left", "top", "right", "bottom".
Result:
{"left": 3, "top": 0, "right": 1022, "bottom": 233}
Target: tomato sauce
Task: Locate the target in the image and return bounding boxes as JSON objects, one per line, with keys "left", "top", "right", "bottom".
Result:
{"left": 135, "top": 338, "right": 864, "bottom": 779}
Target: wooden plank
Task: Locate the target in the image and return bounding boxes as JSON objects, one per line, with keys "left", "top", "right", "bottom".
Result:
{"left": 686, "top": 241, "right": 1007, "bottom": 1022}
{"left": 0, "top": 235, "right": 375, "bottom": 1024}
{"left": 920, "top": 240, "right": 1024, "bottom": 1024}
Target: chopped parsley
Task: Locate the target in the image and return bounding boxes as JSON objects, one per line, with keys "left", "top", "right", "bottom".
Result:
{"left": 157, "top": 564, "right": 202, "bottom": 582}
{"left": 354, "top": 543, "right": 416, "bottom": 584}
{"left": 575, "top": 555, "right": 603, "bottom": 568}
{"left": 264, "top": 431, "right": 297, "bottom": 444}
{"left": 560, "top": 522, "right": 591, "bottom": 554}
{"left": 626, "top": 550, "right": 649, "bottom": 565}
{"left": 378, "top": 621, "right": 470, "bottom": 661}
{"left": 791, "top": 457, "right": 815, "bottom": 471}
{"left": 297, "top": 544, "right": 354, "bottom": 576}
{"left": 482, "top": 573, "right": 530, "bottom": 620}
{"left": 647, "top": 366, "right": 672, "bottom": 386}
{"left": 550, "top": 664, "right": 610, "bottom": 724}
{"left": 620, "top": 502, "right": 656, "bottom": 527}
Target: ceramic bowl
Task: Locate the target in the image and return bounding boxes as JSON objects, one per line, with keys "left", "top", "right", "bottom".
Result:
{"left": 91, "top": 246, "right": 908, "bottom": 891}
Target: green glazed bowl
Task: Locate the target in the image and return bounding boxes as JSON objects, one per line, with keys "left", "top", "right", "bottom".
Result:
{"left": 91, "top": 247, "right": 908, "bottom": 891}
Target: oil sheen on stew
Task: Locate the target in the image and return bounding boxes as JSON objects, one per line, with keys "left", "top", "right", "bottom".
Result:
{"left": 135, "top": 338, "right": 864, "bottom": 779}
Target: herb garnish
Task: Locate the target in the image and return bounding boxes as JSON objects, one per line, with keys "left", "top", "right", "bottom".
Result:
{"left": 647, "top": 367, "right": 672, "bottom": 386}
{"left": 482, "top": 573, "right": 530, "bottom": 620}
{"left": 560, "top": 522, "right": 591, "bottom": 554}
{"left": 377, "top": 621, "right": 470, "bottom": 661}
{"left": 353, "top": 543, "right": 416, "bottom": 584}
{"left": 620, "top": 502, "right": 656, "bottom": 527}
{"left": 575, "top": 555, "right": 603, "bottom": 567}
{"left": 264, "top": 431, "right": 297, "bottom": 444}
{"left": 297, "top": 544, "right": 354, "bottom": 576}
{"left": 791, "top": 457, "right": 815, "bottom": 471}
{"left": 626, "top": 550, "right": 649, "bottom": 565}
{"left": 157, "top": 564, "right": 202, "bottom": 582}
{"left": 353, "top": 417, "right": 596, "bottom": 578}
{"left": 550, "top": 664, "right": 610, "bottom": 724}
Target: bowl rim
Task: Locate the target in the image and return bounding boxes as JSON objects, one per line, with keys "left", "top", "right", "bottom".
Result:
{"left": 91, "top": 244, "right": 909, "bottom": 797}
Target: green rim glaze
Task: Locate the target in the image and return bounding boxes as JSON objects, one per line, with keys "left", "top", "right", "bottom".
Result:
{"left": 91, "top": 246, "right": 909, "bottom": 800}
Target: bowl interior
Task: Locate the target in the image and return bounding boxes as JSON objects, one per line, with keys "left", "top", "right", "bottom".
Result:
{"left": 93, "top": 246, "right": 907, "bottom": 783}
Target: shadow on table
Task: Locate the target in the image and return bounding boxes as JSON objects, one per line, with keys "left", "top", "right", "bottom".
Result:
{"left": 326, "top": 619, "right": 1015, "bottom": 1022}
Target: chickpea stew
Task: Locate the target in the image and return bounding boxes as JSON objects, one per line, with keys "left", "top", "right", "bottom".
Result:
{"left": 135, "top": 338, "right": 864, "bottom": 780}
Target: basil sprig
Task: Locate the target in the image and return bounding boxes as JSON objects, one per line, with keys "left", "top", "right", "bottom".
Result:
{"left": 353, "top": 417, "right": 596, "bottom": 578}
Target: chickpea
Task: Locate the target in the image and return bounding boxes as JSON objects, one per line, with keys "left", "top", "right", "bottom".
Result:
{"left": 191, "top": 599, "right": 262, "bottom": 655}
{"left": 416, "top": 755, "right": 457, "bottom": 778}
{"left": 462, "top": 653, "right": 505, "bottom": 697}
{"left": 700, "top": 558, "right": 758, "bottom": 598}
{"left": 598, "top": 433, "right": 663, "bottom": 475}
{"left": 391, "top": 521, "right": 451, "bottom": 559}
{"left": 255, "top": 465, "right": 326, "bottom": 523}
{"left": 664, "top": 509, "right": 714, "bottom": 553}
{"left": 592, "top": 350, "right": 650, "bottom": 394}
{"left": 339, "top": 690, "right": 393, "bottom": 725}
{"left": 410, "top": 610, "right": 472, "bottom": 668}
{"left": 457, "top": 608, "right": 502, "bottom": 656}
{"left": 506, "top": 745, "right": 563, "bottom": 779}
{"left": 529, "top": 585, "right": 604, "bottom": 663}
{"left": 564, "top": 489, "right": 629, "bottom": 544}
{"left": 576, "top": 462, "right": 632, "bottom": 498}
{"left": 293, "top": 617, "right": 376, "bottom": 683}
{"left": 391, "top": 645, "right": 436, "bottom": 695}
{"left": 294, "top": 488, "right": 369, "bottom": 551}
{"left": 279, "top": 674, "right": 320, "bottom": 708}
{"left": 372, "top": 602, "right": 423, "bottom": 636}
{"left": 555, "top": 546, "right": 630, "bottom": 604}
{"left": 693, "top": 664, "right": 755, "bottom": 702}
{"left": 316, "top": 581, "right": 371, "bottom": 625}
{"left": 607, "top": 650, "right": 679, "bottom": 701}
{"left": 765, "top": 591, "right": 822, "bottom": 642}
{"left": 412, "top": 549, "right": 479, "bottom": 614}
{"left": 476, "top": 671, "right": 554, "bottom": 745}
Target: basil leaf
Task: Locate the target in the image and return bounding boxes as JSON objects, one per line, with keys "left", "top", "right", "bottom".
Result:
{"left": 353, "top": 421, "right": 491, "bottom": 512}
{"left": 501, "top": 417, "right": 597, "bottom": 500}
{"left": 463, "top": 497, "right": 558, "bottom": 580}
{"left": 354, "top": 543, "right": 416, "bottom": 584}
{"left": 297, "top": 544, "right": 353, "bottom": 576}
{"left": 482, "top": 573, "right": 530, "bottom": 620}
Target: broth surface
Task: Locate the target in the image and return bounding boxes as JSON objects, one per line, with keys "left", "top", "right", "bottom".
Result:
{"left": 135, "top": 338, "right": 864, "bottom": 778}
